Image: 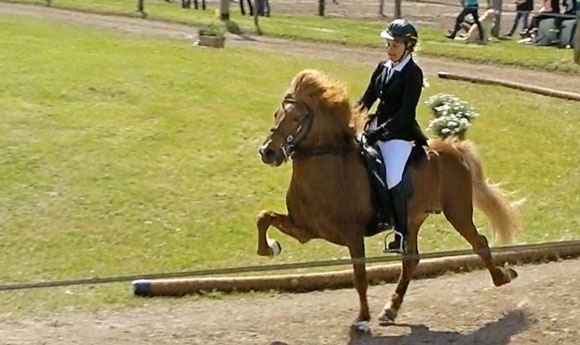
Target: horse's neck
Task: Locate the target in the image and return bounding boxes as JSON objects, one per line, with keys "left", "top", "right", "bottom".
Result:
{"left": 289, "top": 151, "right": 365, "bottom": 193}
{"left": 286, "top": 151, "right": 372, "bottom": 230}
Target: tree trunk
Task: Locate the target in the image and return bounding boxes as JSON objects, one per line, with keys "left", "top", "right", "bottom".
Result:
{"left": 394, "top": 0, "right": 401, "bottom": 19}
{"left": 254, "top": 0, "right": 263, "bottom": 35}
{"left": 137, "top": 0, "right": 147, "bottom": 18}
{"left": 220, "top": 0, "right": 230, "bottom": 20}
{"left": 491, "top": 0, "right": 503, "bottom": 38}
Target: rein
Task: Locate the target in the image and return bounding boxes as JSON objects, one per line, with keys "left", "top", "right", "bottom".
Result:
{"left": 290, "top": 145, "right": 354, "bottom": 160}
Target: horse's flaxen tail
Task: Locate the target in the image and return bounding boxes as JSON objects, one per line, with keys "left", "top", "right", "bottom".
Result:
{"left": 455, "top": 140, "right": 520, "bottom": 245}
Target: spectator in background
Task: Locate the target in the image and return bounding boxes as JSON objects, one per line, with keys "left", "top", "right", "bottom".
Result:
{"left": 563, "top": 0, "right": 578, "bottom": 14}
{"left": 446, "top": 0, "right": 484, "bottom": 42}
{"left": 557, "top": 0, "right": 578, "bottom": 30}
{"left": 506, "top": 0, "right": 534, "bottom": 36}
{"left": 549, "top": 0, "right": 577, "bottom": 44}
{"left": 521, "top": 0, "right": 559, "bottom": 37}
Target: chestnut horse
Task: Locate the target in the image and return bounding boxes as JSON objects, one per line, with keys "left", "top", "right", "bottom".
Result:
{"left": 256, "top": 69, "right": 519, "bottom": 331}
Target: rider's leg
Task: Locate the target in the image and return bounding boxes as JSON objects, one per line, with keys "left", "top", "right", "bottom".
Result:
{"left": 378, "top": 139, "right": 413, "bottom": 253}
{"left": 387, "top": 181, "right": 409, "bottom": 252}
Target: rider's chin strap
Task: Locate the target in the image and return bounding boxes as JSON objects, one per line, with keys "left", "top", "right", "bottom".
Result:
{"left": 392, "top": 51, "right": 410, "bottom": 64}
{"left": 391, "top": 42, "right": 414, "bottom": 64}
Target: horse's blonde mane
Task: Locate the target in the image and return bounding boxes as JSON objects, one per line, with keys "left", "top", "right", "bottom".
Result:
{"left": 287, "top": 69, "right": 367, "bottom": 137}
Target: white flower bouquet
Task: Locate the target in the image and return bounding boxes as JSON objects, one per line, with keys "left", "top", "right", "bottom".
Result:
{"left": 425, "top": 93, "right": 479, "bottom": 140}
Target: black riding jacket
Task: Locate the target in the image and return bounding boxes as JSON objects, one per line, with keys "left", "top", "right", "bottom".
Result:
{"left": 357, "top": 56, "right": 428, "bottom": 147}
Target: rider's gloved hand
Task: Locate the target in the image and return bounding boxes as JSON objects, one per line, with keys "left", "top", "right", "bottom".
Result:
{"left": 363, "top": 129, "right": 383, "bottom": 145}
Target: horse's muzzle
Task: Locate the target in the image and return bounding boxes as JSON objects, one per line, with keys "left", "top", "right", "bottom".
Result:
{"left": 258, "top": 145, "right": 283, "bottom": 166}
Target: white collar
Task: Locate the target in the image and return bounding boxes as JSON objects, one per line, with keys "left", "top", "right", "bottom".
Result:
{"left": 385, "top": 54, "right": 411, "bottom": 71}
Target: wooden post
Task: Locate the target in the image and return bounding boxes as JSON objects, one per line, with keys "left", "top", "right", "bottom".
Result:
{"left": 219, "top": 0, "right": 230, "bottom": 20}
{"left": 379, "top": 0, "right": 385, "bottom": 16}
{"left": 394, "top": 0, "right": 402, "bottom": 19}
{"left": 491, "top": 0, "right": 502, "bottom": 38}
{"left": 574, "top": 10, "right": 580, "bottom": 64}
{"left": 438, "top": 71, "right": 580, "bottom": 101}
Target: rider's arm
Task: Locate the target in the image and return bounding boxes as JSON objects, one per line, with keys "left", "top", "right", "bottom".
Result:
{"left": 356, "top": 62, "right": 383, "bottom": 112}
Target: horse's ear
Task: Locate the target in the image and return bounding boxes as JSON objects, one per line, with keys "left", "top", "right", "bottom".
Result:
{"left": 289, "top": 73, "right": 303, "bottom": 93}
{"left": 291, "top": 70, "right": 312, "bottom": 91}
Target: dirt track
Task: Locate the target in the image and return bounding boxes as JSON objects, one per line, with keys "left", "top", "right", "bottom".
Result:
{"left": 1, "top": 259, "right": 579, "bottom": 345}
{"left": 1, "top": 3, "right": 580, "bottom": 344}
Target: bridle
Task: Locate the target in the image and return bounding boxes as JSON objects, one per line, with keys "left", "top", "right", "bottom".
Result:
{"left": 269, "top": 96, "right": 314, "bottom": 159}
{"left": 268, "top": 95, "right": 352, "bottom": 160}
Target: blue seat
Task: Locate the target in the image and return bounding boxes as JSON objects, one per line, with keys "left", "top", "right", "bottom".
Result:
{"left": 559, "top": 19, "right": 577, "bottom": 47}
{"left": 536, "top": 17, "right": 558, "bottom": 46}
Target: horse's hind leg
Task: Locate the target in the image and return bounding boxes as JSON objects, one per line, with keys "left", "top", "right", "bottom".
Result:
{"left": 443, "top": 202, "right": 517, "bottom": 287}
{"left": 378, "top": 216, "right": 425, "bottom": 324}
{"left": 256, "top": 210, "right": 313, "bottom": 256}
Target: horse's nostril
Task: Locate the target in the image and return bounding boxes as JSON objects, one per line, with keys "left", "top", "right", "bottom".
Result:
{"left": 259, "top": 146, "right": 278, "bottom": 163}
{"left": 264, "top": 149, "right": 276, "bottom": 160}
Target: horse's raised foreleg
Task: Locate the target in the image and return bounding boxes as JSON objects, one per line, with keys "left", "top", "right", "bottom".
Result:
{"left": 443, "top": 203, "right": 517, "bottom": 287}
{"left": 256, "top": 210, "right": 313, "bottom": 256}
{"left": 378, "top": 216, "right": 425, "bottom": 324}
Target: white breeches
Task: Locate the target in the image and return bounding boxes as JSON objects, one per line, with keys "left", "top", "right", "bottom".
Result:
{"left": 369, "top": 118, "right": 414, "bottom": 189}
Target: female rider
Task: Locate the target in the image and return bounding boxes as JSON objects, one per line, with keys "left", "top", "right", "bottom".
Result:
{"left": 357, "top": 19, "right": 428, "bottom": 254}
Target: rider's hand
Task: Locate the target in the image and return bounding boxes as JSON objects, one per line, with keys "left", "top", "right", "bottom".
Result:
{"left": 363, "top": 129, "right": 382, "bottom": 145}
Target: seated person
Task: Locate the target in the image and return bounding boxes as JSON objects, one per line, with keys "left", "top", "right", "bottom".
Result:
{"left": 521, "top": 0, "right": 560, "bottom": 37}
{"left": 556, "top": 0, "right": 578, "bottom": 31}
{"left": 448, "top": 14, "right": 476, "bottom": 35}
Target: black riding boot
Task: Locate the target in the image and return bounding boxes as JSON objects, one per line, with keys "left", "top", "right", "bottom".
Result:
{"left": 386, "top": 182, "right": 409, "bottom": 254}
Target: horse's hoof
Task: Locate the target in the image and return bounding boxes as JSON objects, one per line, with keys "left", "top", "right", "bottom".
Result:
{"left": 267, "top": 238, "right": 282, "bottom": 256}
{"left": 350, "top": 321, "right": 371, "bottom": 334}
{"left": 378, "top": 308, "right": 397, "bottom": 325}
{"left": 505, "top": 267, "right": 518, "bottom": 281}
{"left": 494, "top": 267, "right": 518, "bottom": 286}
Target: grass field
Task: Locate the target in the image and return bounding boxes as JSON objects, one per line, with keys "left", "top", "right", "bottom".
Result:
{"left": 3, "top": 0, "right": 580, "bottom": 74}
{"left": 0, "top": 13, "right": 579, "bottom": 316}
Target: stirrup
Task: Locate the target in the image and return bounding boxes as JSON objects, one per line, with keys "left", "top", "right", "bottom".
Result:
{"left": 382, "top": 230, "right": 406, "bottom": 254}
